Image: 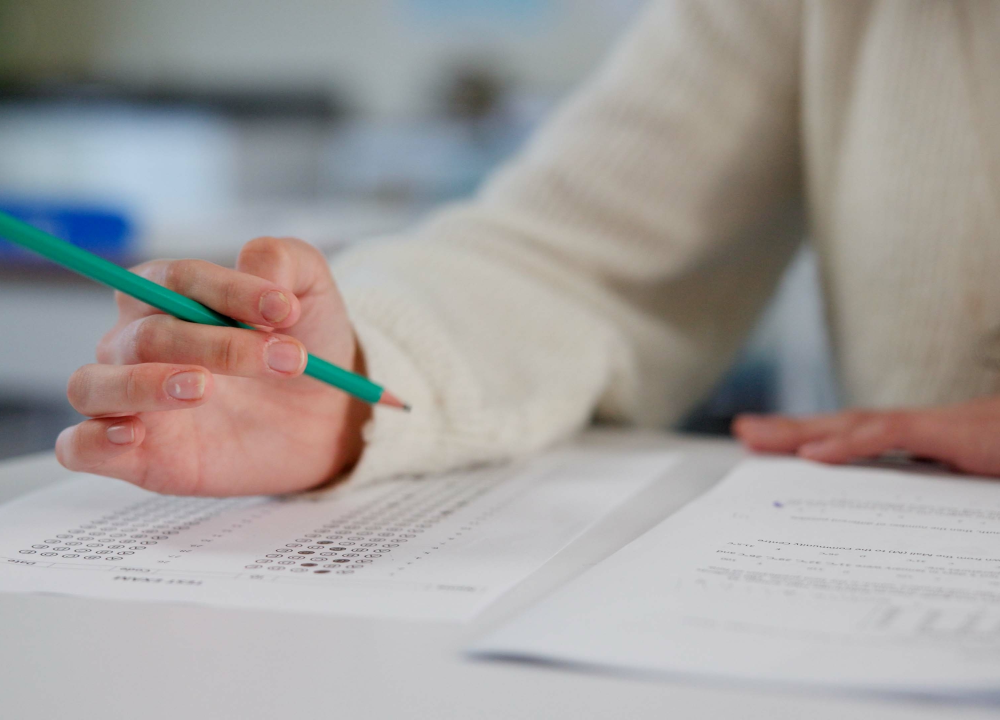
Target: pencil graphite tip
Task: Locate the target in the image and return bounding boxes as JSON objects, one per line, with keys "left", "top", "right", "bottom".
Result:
{"left": 378, "top": 390, "right": 411, "bottom": 412}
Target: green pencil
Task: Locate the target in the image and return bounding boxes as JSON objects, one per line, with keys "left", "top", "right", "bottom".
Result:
{"left": 0, "top": 210, "right": 409, "bottom": 411}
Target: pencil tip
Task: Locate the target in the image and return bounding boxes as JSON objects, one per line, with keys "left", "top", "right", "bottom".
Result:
{"left": 378, "top": 390, "right": 411, "bottom": 412}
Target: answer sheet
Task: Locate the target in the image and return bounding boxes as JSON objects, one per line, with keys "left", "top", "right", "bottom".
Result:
{"left": 475, "top": 458, "right": 1000, "bottom": 697}
{"left": 0, "top": 447, "right": 677, "bottom": 621}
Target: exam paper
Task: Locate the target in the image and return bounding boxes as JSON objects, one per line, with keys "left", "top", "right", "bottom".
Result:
{"left": 475, "top": 458, "right": 1000, "bottom": 697}
{"left": 0, "top": 447, "right": 676, "bottom": 621}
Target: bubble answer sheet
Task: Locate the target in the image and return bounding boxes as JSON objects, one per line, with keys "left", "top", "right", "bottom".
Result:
{"left": 474, "top": 458, "right": 1000, "bottom": 699}
{"left": 0, "top": 446, "right": 678, "bottom": 622}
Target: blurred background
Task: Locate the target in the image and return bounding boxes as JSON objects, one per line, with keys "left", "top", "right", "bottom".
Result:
{"left": 0, "top": 0, "right": 837, "bottom": 461}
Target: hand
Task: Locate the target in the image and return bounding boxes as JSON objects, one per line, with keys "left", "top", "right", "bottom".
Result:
{"left": 733, "top": 396, "right": 1000, "bottom": 477}
{"left": 56, "top": 237, "right": 370, "bottom": 496}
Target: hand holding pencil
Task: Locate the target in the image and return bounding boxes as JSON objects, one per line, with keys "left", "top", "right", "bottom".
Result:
{"left": 54, "top": 236, "right": 379, "bottom": 496}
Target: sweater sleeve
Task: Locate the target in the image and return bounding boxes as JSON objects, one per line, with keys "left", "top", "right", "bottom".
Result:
{"left": 332, "top": 0, "right": 803, "bottom": 484}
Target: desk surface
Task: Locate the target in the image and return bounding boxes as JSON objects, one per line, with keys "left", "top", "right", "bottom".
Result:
{"left": 0, "top": 433, "right": 995, "bottom": 720}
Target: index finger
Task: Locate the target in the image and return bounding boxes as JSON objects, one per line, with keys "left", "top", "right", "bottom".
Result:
{"left": 127, "top": 259, "right": 303, "bottom": 329}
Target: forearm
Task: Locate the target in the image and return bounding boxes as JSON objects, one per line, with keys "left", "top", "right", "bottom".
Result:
{"left": 333, "top": 0, "right": 804, "bottom": 483}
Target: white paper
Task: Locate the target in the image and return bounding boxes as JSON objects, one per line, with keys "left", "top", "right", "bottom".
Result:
{"left": 474, "top": 458, "right": 1000, "bottom": 697}
{"left": 0, "top": 447, "right": 677, "bottom": 621}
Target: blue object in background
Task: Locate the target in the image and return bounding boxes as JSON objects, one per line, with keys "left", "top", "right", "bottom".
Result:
{"left": 0, "top": 199, "right": 134, "bottom": 265}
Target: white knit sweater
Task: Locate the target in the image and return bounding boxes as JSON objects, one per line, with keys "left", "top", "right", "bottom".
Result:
{"left": 332, "top": 0, "right": 1000, "bottom": 483}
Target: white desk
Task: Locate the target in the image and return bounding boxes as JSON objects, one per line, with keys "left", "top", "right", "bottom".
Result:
{"left": 0, "top": 434, "right": 994, "bottom": 720}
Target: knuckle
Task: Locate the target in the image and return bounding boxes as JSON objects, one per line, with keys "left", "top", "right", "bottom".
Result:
{"left": 113, "top": 290, "right": 131, "bottom": 311}
{"left": 221, "top": 276, "right": 244, "bottom": 313}
{"left": 123, "top": 365, "right": 144, "bottom": 405}
{"left": 97, "top": 326, "right": 122, "bottom": 364}
{"left": 871, "top": 415, "right": 896, "bottom": 436}
{"left": 130, "top": 319, "right": 155, "bottom": 363}
{"left": 95, "top": 341, "right": 115, "bottom": 365}
{"left": 131, "top": 260, "right": 169, "bottom": 286}
{"left": 288, "top": 237, "right": 335, "bottom": 290}
{"left": 130, "top": 315, "right": 168, "bottom": 363}
{"left": 881, "top": 412, "right": 910, "bottom": 438}
{"left": 128, "top": 260, "right": 157, "bottom": 276}
{"left": 857, "top": 413, "right": 905, "bottom": 442}
{"left": 54, "top": 436, "right": 73, "bottom": 469}
{"left": 61, "top": 427, "right": 89, "bottom": 470}
{"left": 287, "top": 236, "right": 324, "bottom": 262}
{"left": 66, "top": 367, "right": 94, "bottom": 411}
{"left": 216, "top": 333, "right": 243, "bottom": 374}
{"left": 163, "top": 259, "right": 196, "bottom": 291}
{"left": 241, "top": 236, "right": 289, "bottom": 266}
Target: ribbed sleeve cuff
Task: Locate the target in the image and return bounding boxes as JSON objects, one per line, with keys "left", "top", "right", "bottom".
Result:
{"left": 340, "top": 313, "right": 442, "bottom": 485}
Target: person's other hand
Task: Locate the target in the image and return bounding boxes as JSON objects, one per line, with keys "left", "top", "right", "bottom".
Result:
{"left": 733, "top": 396, "right": 1000, "bottom": 477}
{"left": 56, "top": 237, "right": 370, "bottom": 496}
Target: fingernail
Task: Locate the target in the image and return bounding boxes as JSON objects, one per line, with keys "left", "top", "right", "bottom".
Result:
{"left": 166, "top": 371, "right": 206, "bottom": 400}
{"left": 107, "top": 423, "right": 135, "bottom": 445}
{"left": 266, "top": 341, "right": 305, "bottom": 374}
{"left": 259, "top": 291, "right": 291, "bottom": 324}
